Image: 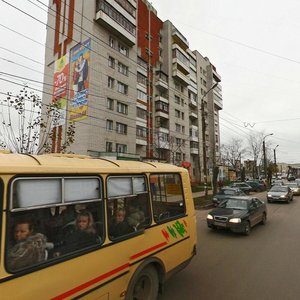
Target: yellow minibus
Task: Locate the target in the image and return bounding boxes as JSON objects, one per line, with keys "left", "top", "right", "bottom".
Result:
{"left": 0, "top": 153, "right": 197, "bottom": 299}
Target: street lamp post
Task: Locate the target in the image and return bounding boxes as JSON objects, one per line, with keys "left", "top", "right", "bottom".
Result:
{"left": 274, "top": 144, "right": 279, "bottom": 178}
{"left": 201, "top": 82, "right": 218, "bottom": 196}
{"left": 263, "top": 133, "right": 273, "bottom": 179}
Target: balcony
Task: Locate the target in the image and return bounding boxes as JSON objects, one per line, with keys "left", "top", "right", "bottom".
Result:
{"left": 156, "top": 110, "right": 169, "bottom": 119}
{"left": 96, "top": 0, "right": 136, "bottom": 46}
{"left": 136, "top": 137, "right": 147, "bottom": 146}
{"left": 190, "top": 147, "right": 199, "bottom": 155}
{"left": 189, "top": 111, "right": 198, "bottom": 119}
{"left": 189, "top": 98, "right": 197, "bottom": 108}
{"left": 155, "top": 95, "right": 169, "bottom": 104}
{"left": 155, "top": 71, "right": 169, "bottom": 91}
{"left": 172, "top": 29, "right": 189, "bottom": 50}
{"left": 172, "top": 68, "right": 190, "bottom": 86}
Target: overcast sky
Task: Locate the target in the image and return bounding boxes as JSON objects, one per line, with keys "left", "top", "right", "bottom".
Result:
{"left": 1, "top": 0, "right": 300, "bottom": 163}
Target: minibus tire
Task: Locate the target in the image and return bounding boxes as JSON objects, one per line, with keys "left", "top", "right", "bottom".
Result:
{"left": 126, "top": 265, "right": 159, "bottom": 300}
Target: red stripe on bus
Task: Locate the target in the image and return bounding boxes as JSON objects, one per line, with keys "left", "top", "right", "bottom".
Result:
{"left": 129, "top": 242, "right": 168, "bottom": 260}
{"left": 51, "top": 263, "right": 129, "bottom": 300}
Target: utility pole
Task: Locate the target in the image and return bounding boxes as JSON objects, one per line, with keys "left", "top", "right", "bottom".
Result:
{"left": 201, "top": 83, "right": 218, "bottom": 196}
{"left": 274, "top": 144, "right": 279, "bottom": 178}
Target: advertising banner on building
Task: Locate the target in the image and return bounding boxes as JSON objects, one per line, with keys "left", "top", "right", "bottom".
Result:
{"left": 52, "top": 53, "right": 69, "bottom": 126}
{"left": 69, "top": 38, "right": 91, "bottom": 122}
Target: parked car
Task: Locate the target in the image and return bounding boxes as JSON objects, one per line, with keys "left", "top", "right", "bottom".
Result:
{"left": 285, "top": 182, "right": 300, "bottom": 195}
{"left": 212, "top": 187, "right": 246, "bottom": 207}
{"left": 246, "top": 180, "right": 266, "bottom": 192}
{"left": 288, "top": 175, "right": 296, "bottom": 181}
{"left": 267, "top": 185, "right": 293, "bottom": 203}
{"left": 230, "top": 182, "right": 252, "bottom": 194}
{"left": 207, "top": 196, "right": 267, "bottom": 235}
{"left": 271, "top": 179, "right": 284, "bottom": 186}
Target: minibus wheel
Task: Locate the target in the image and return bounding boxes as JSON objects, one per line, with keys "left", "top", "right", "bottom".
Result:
{"left": 126, "top": 265, "right": 159, "bottom": 300}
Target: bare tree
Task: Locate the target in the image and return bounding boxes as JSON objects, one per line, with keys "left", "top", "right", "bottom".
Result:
{"left": 221, "top": 137, "right": 246, "bottom": 175}
{"left": 0, "top": 87, "right": 75, "bottom": 154}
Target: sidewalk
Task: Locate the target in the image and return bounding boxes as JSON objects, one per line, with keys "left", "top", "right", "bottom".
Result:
{"left": 192, "top": 190, "right": 214, "bottom": 210}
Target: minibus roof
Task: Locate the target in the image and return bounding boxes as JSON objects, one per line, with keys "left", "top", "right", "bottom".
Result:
{"left": 0, "top": 153, "right": 186, "bottom": 174}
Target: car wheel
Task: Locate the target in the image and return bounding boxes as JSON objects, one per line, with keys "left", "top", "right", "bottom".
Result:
{"left": 243, "top": 221, "right": 251, "bottom": 236}
{"left": 260, "top": 213, "right": 267, "bottom": 225}
{"left": 267, "top": 199, "right": 272, "bottom": 203}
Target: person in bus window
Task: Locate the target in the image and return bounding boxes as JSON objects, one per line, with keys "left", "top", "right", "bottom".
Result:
{"left": 127, "top": 204, "right": 146, "bottom": 231}
{"left": 109, "top": 208, "right": 133, "bottom": 238}
{"left": 60, "top": 210, "right": 98, "bottom": 254}
{"left": 7, "top": 218, "right": 47, "bottom": 271}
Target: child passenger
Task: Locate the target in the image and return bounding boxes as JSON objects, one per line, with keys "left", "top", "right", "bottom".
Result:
{"left": 60, "top": 210, "right": 98, "bottom": 254}
{"left": 109, "top": 209, "right": 133, "bottom": 238}
{"left": 7, "top": 219, "right": 47, "bottom": 271}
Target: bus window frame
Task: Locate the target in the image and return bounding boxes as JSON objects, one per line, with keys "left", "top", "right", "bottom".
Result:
{"left": 9, "top": 175, "right": 103, "bottom": 212}
{"left": 106, "top": 174, "right": 152, "bottom": 240}
{"left": 150, "top": 172, "right": 187, "bottom": 224}
{"left": 5, "top": 174, "right": 105, "bottom": 273}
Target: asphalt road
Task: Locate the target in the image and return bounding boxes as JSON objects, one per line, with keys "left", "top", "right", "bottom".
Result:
{"left": 160, "top": 192, "right": 300, "bottom": 300}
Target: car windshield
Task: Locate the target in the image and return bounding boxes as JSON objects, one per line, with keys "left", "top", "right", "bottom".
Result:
{"left": 271, "top": 186, "right": 287, "bottom": 192}
{"left": 223, "top": 199, "right": 248, "bottom": 210}
{"left": 223, "top": 190, "right": 235, "bottom": 195}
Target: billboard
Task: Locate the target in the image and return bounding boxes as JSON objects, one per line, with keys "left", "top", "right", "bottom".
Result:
{"left": 69, "top": 38, "right": 91, "bottom": 122}
{"left": 52, "top": 53, "right": 69, "bottom": 126}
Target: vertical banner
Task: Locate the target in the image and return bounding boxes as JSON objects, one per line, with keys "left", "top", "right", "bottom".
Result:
{"left": 52, "top": 53, "right": 69, "bottom": 126}
{"left": 69, "top": 38, "right": 91, "bottom": 122}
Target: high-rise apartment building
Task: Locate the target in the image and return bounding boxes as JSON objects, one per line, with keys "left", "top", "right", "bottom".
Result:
{"left": 42, "top": 0, "right": 222, "bottom": 183}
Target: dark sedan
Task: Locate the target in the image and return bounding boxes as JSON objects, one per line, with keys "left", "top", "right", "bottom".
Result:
{"left": 246, "top": 180, "right": 266, "bottom": 192}
{"left": 207, "top": 196, "right": 267, "bottom": 235}
{"left": 212, "top": 187, "right": 246, "bottom": 206}
{"left": 267, "top": 186, "right": 293, "bottom": 203}
{"left": 230, "top": 182, "right": 252, "bottom": 194}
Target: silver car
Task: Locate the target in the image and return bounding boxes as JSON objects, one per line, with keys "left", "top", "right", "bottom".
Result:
{"left": 285, "top": 182, "right": 300, "bottom": 196}
{"left": 267, "top": 186, "right": 293, "bottom": 203}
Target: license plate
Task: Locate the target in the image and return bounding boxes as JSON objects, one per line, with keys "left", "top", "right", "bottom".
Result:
{"left": 214, "top": 221, "right": 227, "bottom": 227}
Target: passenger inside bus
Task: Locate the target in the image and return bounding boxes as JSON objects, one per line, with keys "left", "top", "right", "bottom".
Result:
{"left": 55, "top": 210, "right": 99, "bottom": 255}
{"left": 108, "top": 208, "right": 134, "bottom": 238}
{"left": 127, "top": 202, "right": 146, "bottom": 231}
{"left": 7, "top": 218, "right": 48, "bottom": 271}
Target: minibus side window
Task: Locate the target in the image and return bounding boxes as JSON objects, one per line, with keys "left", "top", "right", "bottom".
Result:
{"left": 6, "top": 177, "right": 104, "bottom": 273}
{"left": 151, "top": 173, "right": 185, "bottom": 223}
{"left": 107, "top": 175, "right": 151, "bottom": 240}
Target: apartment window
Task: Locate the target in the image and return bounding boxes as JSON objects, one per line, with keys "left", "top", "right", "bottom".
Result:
{"left": 109, "top": 36, "right": 115, "bottom": 48}
{"left": 136, "top": 126, "right": 147, "bottom": 138}
{"left": 172, "top": 49, "right": 189, "bottom": 67}
{"left": 175, "top": 109, "right": 180, "bottom": 118}
{"left": 137, "top": 89, "right": 147, "bottom": 101}
{"left": 203, "top": 80, "right": 207, "bottom": 87}
{"left": 155, "top": 101, "right": 169, "bottom": 113}
{"left": 137, "top": 72, "right": 147, "bottom": 86}
{"left": 107, "top": 98, "right": 114, "bottom": 110}
{"left": 175, "top": 123, "right": 181, "bottom": 132}
{"left": 115, "top": 0, "right": 136, "bottom": 17}
{"left": 181, "top": 112, "right": 184, "bottom": 120}
{"left": 116, "top": 122, "right": 127, "bottom": 134}
{"left": 175, "top": 152, "right": 181, "bottom": 161}
{"left": 116, "top": 143, "right": 127, "bottom": 153}
{"left": 137, "top": 57, "right": 148, "bottom": 69}
{"left": 182, "top": 126, "right": 185, "bottom": 134}
{"left": 117, "top": 82, "right": 128, "bottom": 94}
{"left": 108, "top": 56, "right": 115, "bottom": 68}
{"left": 106, "top": 120, "right": 113, "bottom": 131}
{"left": 181, "top": 99, "right": 184, "bottom": 106}
{"left": 175, "top": 95, "right": 180, "bottom": 104}
{"left": 117, "top": 102, "right": 128, "bottom": 114}
{"left": 119, "top": 43, "right": 129, "bottom": 56}
{"left": 137, "top": 107, "right": 147, "bottom": 120}
{"left": 106, "top": 142, "right": 113, "bottom": 152}
{"left": 118, "top": 62, "right": 129, "bottom": 76}
{"left": 176, "top": 138, "right": 181, "bottom": 146}
{"left": 108, "top": 77, "right": 114, "bottom": 89}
